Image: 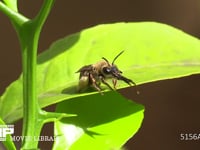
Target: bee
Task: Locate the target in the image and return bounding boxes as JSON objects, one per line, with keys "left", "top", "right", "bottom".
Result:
{"left": 76, "top": 51, "right": 137, "bottom": 94}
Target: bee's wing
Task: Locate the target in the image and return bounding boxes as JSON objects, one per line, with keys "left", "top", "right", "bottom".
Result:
{"left": 75, "top": 65, "right": 93, "bottom": 73}
{"left": 76, "top": 65, "right": 93, "bottom": 92}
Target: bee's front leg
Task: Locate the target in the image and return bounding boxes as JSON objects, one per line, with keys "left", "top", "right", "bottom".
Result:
{"left": 112, "top": 78, "right": 117, "bottom": 89}
{"left": 89, "top": 73, "right": 103, "bottom": 95}
{"left": 99, "top": 76, "right": 114, "bottom": 91}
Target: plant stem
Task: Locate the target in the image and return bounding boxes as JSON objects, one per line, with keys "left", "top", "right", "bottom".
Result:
{"left": 0, "top": 1, "right": 69, "bottom": 149}
{"left": 19, "top": 1, "right": 56, "bottom": 148}
{"left": 8, "top": 0, "right": 56, "bottom": 149}
{"left": 0, "top": 1, "right": 28, "bottom": 26}
{"left": 19, "top": 21, "right": 42, "bottom": 149}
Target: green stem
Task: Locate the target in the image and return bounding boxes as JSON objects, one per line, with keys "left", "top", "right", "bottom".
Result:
{"left": 0, "top": 1, "right": 69, "bottom": 149}
{"left": 19, "top": 21, "right": 41, "bottom": 149}
{"left": 7, "top": 0, "right": 56, "bottom": 149}
{"left": 19, "top": 0, "right": 56, "bottom": 148}
{"left": 0, "top": 1, "right": 28, "bottom": 26}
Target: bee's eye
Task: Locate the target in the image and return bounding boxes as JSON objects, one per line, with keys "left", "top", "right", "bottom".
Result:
{"left": 102, "top": 67, "right": 111, "bottom": 74}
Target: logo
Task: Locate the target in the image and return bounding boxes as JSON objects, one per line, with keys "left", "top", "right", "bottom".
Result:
{"left": 0, "top": 124, "right": 56, "bottom": 142}
{"left": 0, "top": 125, "right": 14, "bottom": 141}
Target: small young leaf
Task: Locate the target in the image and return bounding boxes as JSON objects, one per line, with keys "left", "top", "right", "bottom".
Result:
{"left": 1, "top": 22, "right": 200, "bottom": 123}
{"left": 53, "top": 92, "right": 144, "bottom": 150}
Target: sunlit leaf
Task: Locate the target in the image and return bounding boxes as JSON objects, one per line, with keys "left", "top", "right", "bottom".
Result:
{"left": 1, "top": 22, "right": 200, "bottom": 123}
{"left": 53, "top": 92, "right": 144, "bottom": 150}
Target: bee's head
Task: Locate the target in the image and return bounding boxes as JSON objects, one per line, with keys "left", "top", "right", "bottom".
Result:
{"left": 101, "top": 51, "right": 124, "bottom": 79}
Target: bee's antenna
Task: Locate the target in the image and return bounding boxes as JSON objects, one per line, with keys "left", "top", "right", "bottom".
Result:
{"left": 102, "top": 57, "right": 111, "bottom": 66}
{"left": 112, "top": 51, "right": 124, "bottom": 65}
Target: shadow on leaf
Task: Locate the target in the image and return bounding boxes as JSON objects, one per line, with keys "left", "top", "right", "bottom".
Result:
{"left": 56, "top": 91, "right": 144, "bottom": 128}
{"left": 37, "top": 33, "right": 80, "bottom": 64}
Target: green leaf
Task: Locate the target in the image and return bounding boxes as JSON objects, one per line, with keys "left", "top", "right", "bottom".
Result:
{"left": 0, "top": 118, "right": 16, "bottom": 150}
{"left": 53, "top": 92, "right": 144, "bottom": 150}
{"left": 1, "top": 22, "right": 200, "bottom": 123}
{"left": 2, "top": 0, "right": 18, "bottom": 12}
